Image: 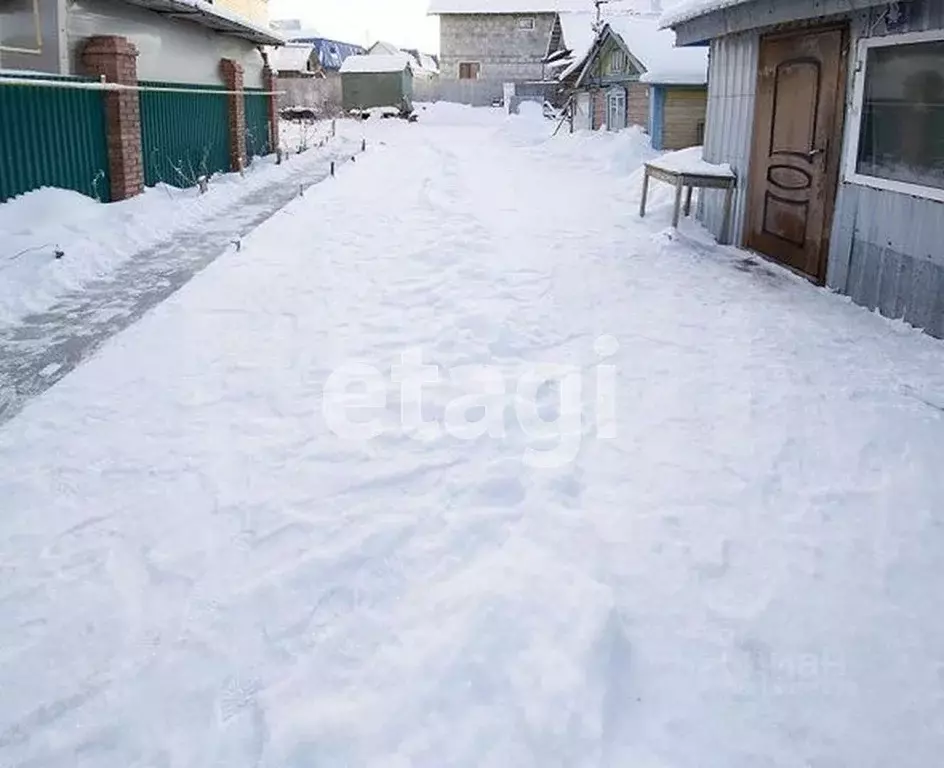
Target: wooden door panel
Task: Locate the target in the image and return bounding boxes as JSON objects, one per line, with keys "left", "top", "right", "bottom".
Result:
{"left": 746, "top": 27, "right": 847, "bottom": 283}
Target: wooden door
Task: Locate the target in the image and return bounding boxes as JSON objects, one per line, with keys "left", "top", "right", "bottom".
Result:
{"left": 746, "top": 27, "right": 847, "bottom": 282}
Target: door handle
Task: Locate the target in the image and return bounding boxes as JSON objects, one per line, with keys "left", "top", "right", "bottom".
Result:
{"left": 805, "top": 147, "right": 826, "bottom": 162}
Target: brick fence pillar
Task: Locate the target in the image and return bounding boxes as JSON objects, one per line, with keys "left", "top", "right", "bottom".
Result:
{"left": 263, "top": 64, "right": 280, "bottom": 155}
{"left": 81, "top": 36, "right": 144, "bottom": 201}
{"left": 220, "top": 59, "right": 247, "bottom": 172}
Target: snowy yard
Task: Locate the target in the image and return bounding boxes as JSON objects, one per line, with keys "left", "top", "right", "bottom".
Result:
{"left": 1, "top": 103, "right": 943, "bottom": 767}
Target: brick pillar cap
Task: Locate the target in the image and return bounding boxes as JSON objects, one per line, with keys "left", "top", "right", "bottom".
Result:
{"left": 220, "top": 59, "right": 245, "bottom": 76}
{"left": 82, "top": 36, "right": 139, "bottom": 58}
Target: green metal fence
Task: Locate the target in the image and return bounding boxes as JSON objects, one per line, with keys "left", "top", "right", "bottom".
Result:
{"left": 139, "top": 81, "right": 230, "bottom": 188}
{"left": 0, "top": 73, "right": 110, "bottom": 203}
{"left": 244, "top": 89, "right": 271, "bottom": 160}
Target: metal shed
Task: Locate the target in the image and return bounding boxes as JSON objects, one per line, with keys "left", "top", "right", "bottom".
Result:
{"left": 340, "top": 54, "right": 414, "bottom": 114}
{"left": 664, "top": 0, "right": 944, "bottom": 338}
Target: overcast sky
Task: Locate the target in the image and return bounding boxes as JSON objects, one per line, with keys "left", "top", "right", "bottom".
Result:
{"left": 269, "top": 0, "right": 441, "bottom": 52}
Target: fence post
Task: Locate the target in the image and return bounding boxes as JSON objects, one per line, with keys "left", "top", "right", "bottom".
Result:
{"left": 81, "top": 36, "right": 144, "bottom": 201}
{"left": 263, "top": 64, "right": 280, "bottom": 155}
{"left": 220, "top": 59, "right": 247, "bottom": 172}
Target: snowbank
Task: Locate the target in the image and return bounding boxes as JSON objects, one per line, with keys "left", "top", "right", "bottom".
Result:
{"left": 413, "top": 101, "right": 508, "bottom": 126}
{"left": 0, "top": 122, "right": 341, "bottom": 325}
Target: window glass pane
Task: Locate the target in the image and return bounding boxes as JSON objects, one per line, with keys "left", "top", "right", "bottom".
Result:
{"left": 0, "top": 0, "right": 41, "bottom": 51}
{"left": 856, "top": 39, "right": 944, "bottom": 190}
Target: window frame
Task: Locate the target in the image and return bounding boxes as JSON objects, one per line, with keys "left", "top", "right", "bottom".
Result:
{"left": 518, "top": 17, "right": 535, "bottom": 31}
{"left": 843, "top": 28, "right": 944, "bottom": 203}
{"left": 607, "top": 48, "right": 627, "bottom": 75}
{"left": 606, "top": 87, "right": 626, "bottom": 131}
{"left": 458, "top": 61, "right": 481, "bottom": 80}
{"left": 0, "top": 0, "right": 42, "bottom": 55}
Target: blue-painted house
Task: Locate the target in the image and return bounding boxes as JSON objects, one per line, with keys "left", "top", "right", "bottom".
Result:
{"left": 570, "top": 16, "right": 709, "bottom": 150}
{"left": 270, "top": 19, "right": 364, "bottom": 77}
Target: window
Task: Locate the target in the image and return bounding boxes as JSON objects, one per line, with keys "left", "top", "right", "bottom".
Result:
{"left": 458, "top": 62, "right": 481, "bottom": 80}
{"left": 0, "top": 0, "right": 41, "bottom": 54}
{"left": 518, "top": 17, "right": 535, "bottom": 31}
{"left": 608, "top": 49, "right": 628, "bottom": 75}
{"left": 607, "top": 88, "right": 626, "bottom": 131}
{"left": 846, "top": 30, "right": 944, "bottom": 202}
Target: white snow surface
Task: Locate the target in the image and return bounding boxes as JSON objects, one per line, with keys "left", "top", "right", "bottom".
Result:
{"left": 0, "top": 122, "right": 340, "bottom": 325}
{"left": 608, "top": 16, "right": 709, "bottom": 85}
{"left": 648, "top": 145, "right": 734, "bottom": 176}
{"left": 2, "top": 102, "right": 944, "bottom": 768}
{"left": 340, "top": 54, "right": 413, "bottom": 74}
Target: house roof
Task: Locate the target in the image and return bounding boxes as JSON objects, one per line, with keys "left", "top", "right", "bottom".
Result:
{"left": 428, "top": 0, "right": 589, "bottom": 14}
{"left": 120, "top": 0, "right": 286, "bottom": 45}
{"left": 579, "top": 16, "right": 708, "bottom": 85}
{"left": 286, "top": 37, "right": 366, "bottom": 71}
{"left": 659, "top": 0, "right": 753, "bottom": 27}
{"left": 267, "top": 44, "right": 315, "bottom": 73}
{"left": 558, "top": 12, "right": 597, "bottom": 60}
{"left": 340, "top": 54, "right": 413, "bottom": 74}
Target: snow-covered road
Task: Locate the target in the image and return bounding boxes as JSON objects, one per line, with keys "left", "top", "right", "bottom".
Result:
{"left": 1, "top": 106, "right": 943, "bottom": 767}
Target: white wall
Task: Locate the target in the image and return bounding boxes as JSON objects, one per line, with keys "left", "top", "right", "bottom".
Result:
{"left": 67, "top": 0, "right": 265, "bottom": 87}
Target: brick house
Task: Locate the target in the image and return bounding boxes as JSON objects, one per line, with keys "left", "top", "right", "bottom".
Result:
{"left": 568, "top": 15, "right": 709, "bottom": 150}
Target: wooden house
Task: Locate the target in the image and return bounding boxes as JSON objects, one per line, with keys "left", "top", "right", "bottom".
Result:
{"left": 570, "top": 16, "right": 709, "bottom": 150}
{"left": 663, "top": 0, "right": 944, "bottom": 337}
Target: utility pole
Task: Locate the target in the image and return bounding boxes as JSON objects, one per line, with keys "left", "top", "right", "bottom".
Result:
{"left": 593, "top": 0, "right": 622, "bottom": 32}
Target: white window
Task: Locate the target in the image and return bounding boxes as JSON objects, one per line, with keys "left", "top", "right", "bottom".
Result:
{"left": 845, "top": 29, "right": 944, "bottom": 202}
{"left": 0, "top": 0, "right": 42, "bottom": 54}
{"left": 607, "top": 88, "right": 626, "bottom": 131}
{"left": 518, "top": 17, "right": 535, "bottom": 31}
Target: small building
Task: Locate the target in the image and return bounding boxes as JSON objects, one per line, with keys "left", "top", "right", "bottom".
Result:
{"left": 367, "top": 41, "right": 440, "bottom": 78}
{"left": 340, "top": 54, "right": 414, "bottom": 115}
{"left": 570, "top": 16, "right": 709, "bottom": 150}
{"left": 271, "top": 21, "right": 366, "bottom": 79}
{"left": 268, "top": 44, "right": 320, "bottom": 78}
{"left": 663, "top": 0, "right": 944, "bottom": 338}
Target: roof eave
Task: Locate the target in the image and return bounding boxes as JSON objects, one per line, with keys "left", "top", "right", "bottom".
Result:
{"left": 121, "top": 0, "right": 286, "bottom": 46}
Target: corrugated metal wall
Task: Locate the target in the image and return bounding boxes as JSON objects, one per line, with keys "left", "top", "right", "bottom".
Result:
{"left": 828, "top": 0, "right": 944, "bottom": 337}
{"left": 244, "top": 90, "right": 271, "bottom": 159}
{"left": 139, "top": 82, "right": 230, "bottom": 188}
{"left": 0, "top": 74, "right": 110, "bottom": 203}
{"left": 696, "top": 31, "right": 758, "bottom": 245}
{"left": 692, "top": 0, "right": 943, "bottom": 337}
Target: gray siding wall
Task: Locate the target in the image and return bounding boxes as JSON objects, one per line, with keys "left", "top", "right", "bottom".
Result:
{"left": 697, "top": 30, "right": 758, "bottom": 243}
{"left": 828, "top": 1, "right": 944, "bottom": 337}
{"left": 439, "top": 13, "right": 556, "bottom": 82}
{"left": 691, "top": 0, "right": 944, "bottom": 337}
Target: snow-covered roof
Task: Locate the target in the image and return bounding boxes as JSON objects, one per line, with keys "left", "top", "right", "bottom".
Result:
{"left": 368, "top": 41, "right": 405, "bottom": 56}
{"left": 267, "top": 44, "right": 315, "bottom": 73}
{"left": 340, "top": 54, "right": 413, "bottom": 74}
{"left": 659, "top": 0, "right": 753, "bottom": 27}
{"left": 606, "top": 16, "right": 708, "bottom": 84}
{"left": 121, "top": 0, "right": 285, "bottom": 45}
{"left": 428, "top": 0, "right": 589, "bottom": 14}
{"left": 417, "top": 53, "right": 440, "bottom": 73}
{"left": 558, "top": 12, "right": 596, "bottom": 60}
